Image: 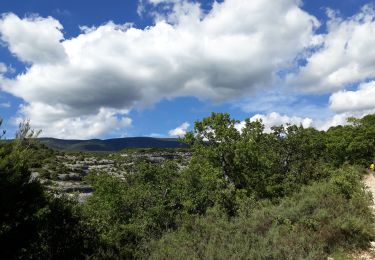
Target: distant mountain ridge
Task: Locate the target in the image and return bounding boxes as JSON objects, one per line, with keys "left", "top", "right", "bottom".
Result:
{"left": 38, "top": 137, "right": 186, "bottom": 152}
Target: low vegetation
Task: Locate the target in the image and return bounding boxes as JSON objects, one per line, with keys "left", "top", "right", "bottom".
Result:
{"left": 1, "top": 113, "right": 375, "bottom": 259}
{"left": 149, "top": 166, "right": 373, "bottom": 259}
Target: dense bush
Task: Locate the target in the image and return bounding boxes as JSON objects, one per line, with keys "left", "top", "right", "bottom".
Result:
{"left": 325, "top": 115, "right": 375, "bottom": 166}
{"left": 0, "top": 120, "right": 98, "bottom": 259}
{"left": 2, "top": 112, "right": 375, "bottom": 259}
{"left": 148, "top": 166, "right": 375, "bottom": 259}
{"left": 82, "top": 159, "right": 238, "bottom": 258}
{"left": 79, "top": 113, "right": 375, "bottom": 258}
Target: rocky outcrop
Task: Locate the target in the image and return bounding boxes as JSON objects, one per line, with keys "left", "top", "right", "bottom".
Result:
{"left": 32, "top": 150, "right": 191, "bottom": 203}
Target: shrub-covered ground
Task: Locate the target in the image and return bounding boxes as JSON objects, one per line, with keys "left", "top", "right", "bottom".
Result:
{"left": 1, "top": 114, "right": 375, "bottom": 259}
{"left": 149, "top": 166, "right": 374, "bottom": 259}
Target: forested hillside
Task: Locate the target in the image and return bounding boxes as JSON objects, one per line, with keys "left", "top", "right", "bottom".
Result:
{"left": 38, "top": 137, "right": 185, "bottom": 151}
{"left": 1, "top": 113, "right": 375, "bottom": 259}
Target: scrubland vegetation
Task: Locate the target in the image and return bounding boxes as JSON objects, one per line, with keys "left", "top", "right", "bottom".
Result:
{"left": 1, "top": 113, "right": 375, "bottom": 259}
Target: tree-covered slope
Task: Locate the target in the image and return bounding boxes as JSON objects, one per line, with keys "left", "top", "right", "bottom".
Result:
{"left": 38, "top": 137, "right": 185, "bottom": 151}
{"left": 2, "top": 113, "right": 375, "bottom": 259}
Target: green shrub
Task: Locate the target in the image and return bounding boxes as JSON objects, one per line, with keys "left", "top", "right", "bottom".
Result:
{"left": 147, "top": 166, "right": 375, "bottom": 259}
{"left": 0, "top": 120, "right": 98, "bottom": 259}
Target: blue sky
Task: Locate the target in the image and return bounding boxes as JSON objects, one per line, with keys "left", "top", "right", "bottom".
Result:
{"left": 0, "top": 0, "right": 375, "bottom": 139}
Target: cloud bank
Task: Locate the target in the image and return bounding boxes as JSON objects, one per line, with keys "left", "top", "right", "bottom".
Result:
{"left": 1, "top": 1, "right": 375, "bottom": 138}
{"left": 330, "top": 81, "right": 375, "bottom": 113}
{"left": 288, "top": 5, "right": 375, "bottom": 93}
{"left": 0, "top": 0, "right": 318, "bottom": 138}
{"left": 235, "top": 112, "right": 314, "bottom": 133}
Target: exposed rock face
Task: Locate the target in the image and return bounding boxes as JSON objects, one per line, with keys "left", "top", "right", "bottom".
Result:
{"left": 32, "top": 150, "right": 191, "bottom": 203}
{"left": 130, "top": 151, "right": 191, "bottom": 164}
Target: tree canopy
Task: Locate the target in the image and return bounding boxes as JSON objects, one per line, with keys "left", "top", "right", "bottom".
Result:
{"left": 1, "top": 113, "right": 375, "bottom": 259}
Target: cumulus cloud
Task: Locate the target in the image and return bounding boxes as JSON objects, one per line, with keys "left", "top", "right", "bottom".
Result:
{"left": 0, "top": 0, "right": 319, "bottom": 138}
{"left": 250, "top": 112, "right": 313, "bottom": 132}
{"left": 330, "top": 81, "right": 375, "bottom": 113}
{"left": 235, "top": 112, "right": 313, "bottom": 133}
{"left": 315, "top": 113, "right": 349, "bottom": 130}
{"left": 288, "top": 5, "right": 375, "bottom": 93}
{"left": 0, "top": 62, "right": 7, "bottom": 74}
{"left": 315, "top": 108, "right": 375, "bottom": 130}
{"left": 244, "top": 110, "right": 375, "bottom": 132}
{"left": 234, "top": 111, "right": 361, "bottom": 133}
{"left": 17, "top": 105, "right": 132, "bottom": 139}
{"left": 234, "top": 4, "right": 375, "bottom": 131}
{"left": 169, "top": 122, "right": 190, "bottom": 137}
{"left": 0, "top": 13, "right": 66, "bottom": 64}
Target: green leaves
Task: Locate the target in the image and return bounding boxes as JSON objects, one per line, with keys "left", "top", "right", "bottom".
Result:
{"left": 182, "top": 113, "right": 330, "bottom": 199}
{"left": 78, "top": 112, "right": 375, "bottom": 257}
{"left": 3, "top": 112, "right": 374, "bottom": 258}
{"left": 326, "top": 115, "right": 375, "bottom": 166}
{"left": 149, "top": 166, "right": 375, "bottom": 259}
{"left": 0, "top": 119, "right": 97, "bottom": 259}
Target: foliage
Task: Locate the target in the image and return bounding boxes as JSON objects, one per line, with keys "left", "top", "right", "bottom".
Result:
{"left": 148, "top": 166, "right": 375, "bottom": 260}
{"left": 82, "top": 159, "right": 238, "bottom": 258}
{"left": 2, "top": 112, "right": 375, "bottom": 259}
{"left": 184, "top": 113, "right": 332, "bottom": 199}
{"left": 0, "top": 119, "right": 98, "bottom": 259}
{"left": 80, "top": 112, "right": 375, "bottom": 258}
{"left": 326, "top": 114, "right": 375, "bottom": 166}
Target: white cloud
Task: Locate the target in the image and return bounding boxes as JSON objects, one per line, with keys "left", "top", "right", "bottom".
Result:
{"left": 249, "top": 109, "right": 375, "bottom": 132}
{"left": 233, "top": 4, "right": 375, "bottom": 131}
{"left": 329, "top": 81, "right": 375, "bottom": 113}
{"left": 0, "top": 0, "right": 319, "bottom": 138}
{"left": 0, "top": 62, "right": 7, "bottom": 74}
{"left": 149, "top": 133, "right": 164, "bottom": 138}
{"left": 315, "top": 113, "right": 349, "bottom": 131}
{"left": 315, "top": 108, "right": 375, "bottom": 130}
{"left": 234, "top": 111, "right": 358, "bottom": 133}
{"left": 0, "top": 13, "right": 66, "bottom": 64}
{"left": 235, "top": 112, "right": 313, "bottom": 133}
{"left": 169, "top": 121, "right": 190, "bottom": 137}
{"left": 251, "top": 112, "right": 313, "bottom": 132}
{"left": 288, "top": 5, "right": 375, "bottom": 93}
{"left": 16, "top": 105, "right": 132, "bottom": 139}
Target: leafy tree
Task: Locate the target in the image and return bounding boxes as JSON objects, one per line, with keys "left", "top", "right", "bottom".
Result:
{"left": 184, "top": 113, "right": 331, "bottom": 199}
{"left": 79, "top": 113, "right": 375, "bottom": 258}
{"left": 325, "top": 114, "right": 375, "bottom": 166}
{"left": 82, "top": 157, "right": 238, "bottom": 258}
{"left": 0, "top": 120, "right": 47, "bottom": 258}
{"left": 0, "top": 119, "right": 98, "bottom": 259}
{"left": 184, "top": 113, "right": 241, "bottom": 183}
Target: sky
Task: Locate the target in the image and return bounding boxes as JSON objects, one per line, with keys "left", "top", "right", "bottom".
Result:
{"left": 0, "top": 0, "right": 375, "bottom": 139}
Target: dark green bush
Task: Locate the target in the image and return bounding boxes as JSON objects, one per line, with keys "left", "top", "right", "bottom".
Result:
{"left": 0, "top": 121, "right": 99, "bottom": 259}
{"left": 147, "top": 166, "right": 375, "bottom": 260}
{"left": 3, "top": 113, "right": 375, "bottom": 259}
